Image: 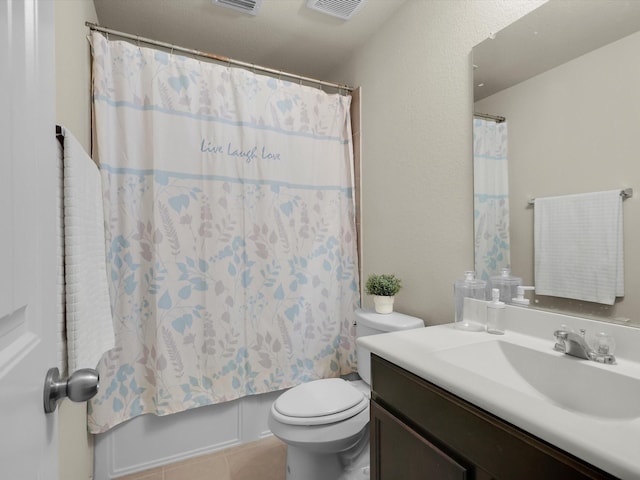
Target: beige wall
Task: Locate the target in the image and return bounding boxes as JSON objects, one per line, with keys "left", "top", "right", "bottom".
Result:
{"left": 475, "top": 30, "right": 640, "bottom": 325}
{"left": 334, "top": 0, "right": 544, "bottom": 324}
{"left": 54, "top": 1, "right": 98, "bottom": 478}
{"left": 55, "top": 0, "right": 96, "bottom": 151}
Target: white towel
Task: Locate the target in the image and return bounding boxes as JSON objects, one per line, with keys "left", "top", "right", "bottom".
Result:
{"left": 55, "top": 138, "right": 67, "bottom": 374}
{"left": 534, "top": 190, "right": 624, "bottom": 305}
{"left": 61, "top": 126, "right": 115, "bottom": 371}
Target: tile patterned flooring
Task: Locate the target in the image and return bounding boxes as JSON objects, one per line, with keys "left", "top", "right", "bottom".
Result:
{"left": 115, "top": 436, "right": 287, "bottom": 480}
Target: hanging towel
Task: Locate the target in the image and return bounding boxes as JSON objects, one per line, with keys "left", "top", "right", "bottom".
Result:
{"left": 534, "top": 190, "right": 624, "bottom": 305}
{"left": 55, "top": 138, "right": 67, "bottom": 374}
{"left": 60, "top": 126, "right": 115, "bottom": 371}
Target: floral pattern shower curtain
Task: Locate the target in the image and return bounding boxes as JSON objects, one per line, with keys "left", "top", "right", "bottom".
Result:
{"left": 473, "top": 118, "right": 510, "bottom": 281}
{"left": 88, "top": 32, "right": 359, "bottom": 433}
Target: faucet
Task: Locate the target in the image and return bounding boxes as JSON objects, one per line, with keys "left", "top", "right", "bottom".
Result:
{"left": 553, "top": 328, "right": 616, "bottom": 364}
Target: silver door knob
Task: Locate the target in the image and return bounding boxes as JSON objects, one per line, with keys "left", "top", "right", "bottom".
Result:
{"left": 43, "top": 367, "right": 99, "bottom": 414}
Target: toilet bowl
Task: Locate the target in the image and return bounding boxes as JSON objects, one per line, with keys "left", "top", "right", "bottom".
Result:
{"left": 268, "top": 309, "right": 424, "bottom": 480}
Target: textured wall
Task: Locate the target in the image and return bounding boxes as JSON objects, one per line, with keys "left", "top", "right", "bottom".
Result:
{"left": 334, "top": 0, "right": 545, "bottom": 324}
{"left": 55, "top": 0, "right": 96, "bottom": 152}
{"left": 54, "top": 1, "right": 99, "bottom": 479}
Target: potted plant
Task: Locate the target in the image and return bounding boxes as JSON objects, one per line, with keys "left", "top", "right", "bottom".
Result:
{"left": 365, "top": 274, "right": 402, "bottom": 314}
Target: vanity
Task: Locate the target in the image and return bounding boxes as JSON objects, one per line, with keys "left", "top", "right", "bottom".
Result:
{"left": 358, "top": 306, "right": 640, "bottom": 479}
{"left": 371, "top": 356, "right": 614, "bottom": 480}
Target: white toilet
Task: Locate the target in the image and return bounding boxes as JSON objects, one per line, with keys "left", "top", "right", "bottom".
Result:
{"left": 268, "top": 308, "right": 424, "bottom": 480}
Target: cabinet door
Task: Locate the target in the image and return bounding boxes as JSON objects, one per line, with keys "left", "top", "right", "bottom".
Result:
{"left": 371, "top": 400, "right": 468, "bottom": 480}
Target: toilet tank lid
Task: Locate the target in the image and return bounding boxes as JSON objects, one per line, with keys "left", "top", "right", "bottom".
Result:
{"left": 355, "top": 308, "right": 424, "bottom": 331}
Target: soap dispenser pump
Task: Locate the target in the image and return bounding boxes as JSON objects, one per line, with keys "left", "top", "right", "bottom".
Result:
{"left": 486, "top": 288, "right": 506, "bottom": 335}
{"left": 512, "top": 286, "right": 535, "bottom": 306}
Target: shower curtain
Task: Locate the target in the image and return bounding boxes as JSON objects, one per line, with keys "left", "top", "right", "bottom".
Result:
{"left": 88, "top": 32, "right": 359, "bottom": 433}
{"left": 473, "top": 118, "right": 510, "bottom": 281}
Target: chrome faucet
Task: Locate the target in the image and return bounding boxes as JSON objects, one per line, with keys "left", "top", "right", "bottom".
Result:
{"left": 553, "top": 328, "right": 616, "bottom": 364}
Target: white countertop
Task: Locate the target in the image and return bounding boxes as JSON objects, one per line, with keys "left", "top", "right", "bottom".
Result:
{"left": 357, "top": 306, "right": 640, "bottom": 479}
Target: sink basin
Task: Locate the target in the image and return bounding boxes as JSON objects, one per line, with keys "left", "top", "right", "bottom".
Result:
{"left": 433, "top": 340, "right": 640, "bottom": 419}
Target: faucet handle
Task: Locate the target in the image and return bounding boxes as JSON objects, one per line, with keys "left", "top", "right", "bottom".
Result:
{"left": 553, "top": 329, "right": 568, "bottom": 351}
{"left": 594, "top": 332, "right": 616, "bottom": 354}
{"left": 590, "top": 332, "right": 617, "bottom": 364}
{"left": 554, "top": 330, "right": 568, "bottom": 339}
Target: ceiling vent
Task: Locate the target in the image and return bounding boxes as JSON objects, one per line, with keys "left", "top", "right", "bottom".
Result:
{"left": 212, "top": 0, "right": 264, "bottom": 15}
{"left": 306, "top": 0, "right": 367, "bottom": 20}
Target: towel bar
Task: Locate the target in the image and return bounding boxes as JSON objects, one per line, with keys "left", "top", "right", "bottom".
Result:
{"left": 527, "top": 188, "right": 633, "bottom": 207}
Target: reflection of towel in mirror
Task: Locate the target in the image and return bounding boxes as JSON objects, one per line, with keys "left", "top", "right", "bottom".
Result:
{"left": 61, "top": 126, "right": 115, "bottom": 371}
{"left": 534, "top": 190, "right": 623, "bottom": 305}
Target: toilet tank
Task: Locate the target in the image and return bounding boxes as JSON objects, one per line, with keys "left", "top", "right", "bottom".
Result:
{"left": 355, "top": 308, "right": 424, "bottom": 385}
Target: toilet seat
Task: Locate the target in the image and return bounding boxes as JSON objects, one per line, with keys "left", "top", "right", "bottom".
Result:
{"left": 272, "top": 378, "right": 368, "bottom": 426}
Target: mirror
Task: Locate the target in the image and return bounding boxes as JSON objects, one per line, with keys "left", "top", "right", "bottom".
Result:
{"left": 472, "top": 0, "right": 640, "bottom": 326}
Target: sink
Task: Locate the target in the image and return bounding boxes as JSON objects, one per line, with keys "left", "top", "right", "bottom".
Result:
{"left": 433, "top": 340, "right": 640, "bottom": 420}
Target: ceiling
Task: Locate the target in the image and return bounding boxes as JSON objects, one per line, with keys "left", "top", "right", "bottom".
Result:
{"left": 93, "top": 0, "right": 407, "bottom": 83}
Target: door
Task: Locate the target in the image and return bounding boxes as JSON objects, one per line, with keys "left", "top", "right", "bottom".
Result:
{"left": 0, "top": 0, "right": 58, "bottom": 478}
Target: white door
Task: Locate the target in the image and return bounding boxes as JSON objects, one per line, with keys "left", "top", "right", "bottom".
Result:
{"left": 0, "top": 0, "right": 58, "bottom": 478}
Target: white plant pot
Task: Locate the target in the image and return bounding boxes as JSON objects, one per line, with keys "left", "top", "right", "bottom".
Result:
{"left": 373, "top": 295, "right": 395, "bottom": 314}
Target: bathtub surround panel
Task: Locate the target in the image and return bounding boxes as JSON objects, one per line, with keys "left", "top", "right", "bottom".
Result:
{"left": 94, "top": 390, "right": 279, "bottom": 478}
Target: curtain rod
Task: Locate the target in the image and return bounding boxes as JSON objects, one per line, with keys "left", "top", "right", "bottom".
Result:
{"left": 474, "top": 112, "right": 506, "bottom": 123}
{"left": 85, "top": 22, "right": 354, "bottom": 93}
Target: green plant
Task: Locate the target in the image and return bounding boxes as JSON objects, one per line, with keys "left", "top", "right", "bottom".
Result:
{"left": 365, "top": 274, "right": 402, "bottom": 297}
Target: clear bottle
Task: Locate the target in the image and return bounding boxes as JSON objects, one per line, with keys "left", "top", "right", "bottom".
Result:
{"left": 454, "top": 271, "right": 487, "bottom": 331}
{"left": 489, "top": 267, "right": 522, "bottom": 305}
{"left": 486, "top": 288, "right": 506, "bottom": 335}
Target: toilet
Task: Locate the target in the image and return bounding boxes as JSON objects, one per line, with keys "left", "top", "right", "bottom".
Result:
{"left": 268, "top": 308, "right": 424, "bottom": 480}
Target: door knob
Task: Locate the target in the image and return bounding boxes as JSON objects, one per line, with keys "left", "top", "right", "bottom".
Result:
{"left": 43, "top": 367, "right": 99, "bottom": 414}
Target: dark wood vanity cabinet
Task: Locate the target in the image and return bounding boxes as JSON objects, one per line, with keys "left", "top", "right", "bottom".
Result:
{"left": 370, "top": 355, "right": 618, "bottom": 480}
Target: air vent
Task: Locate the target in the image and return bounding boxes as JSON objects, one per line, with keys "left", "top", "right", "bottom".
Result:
{"left": 306, "top": 0, "right": 367, "bottom": 20}
{"left": 212, "top": 0, "right": 263, "bottom": 15}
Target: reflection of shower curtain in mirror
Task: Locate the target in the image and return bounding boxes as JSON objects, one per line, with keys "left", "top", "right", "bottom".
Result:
{"left": 473, "top": 119, "right": 510, "bottom": 281}
{"left": 87, "top": 32, "right": 359, "bottom": 433}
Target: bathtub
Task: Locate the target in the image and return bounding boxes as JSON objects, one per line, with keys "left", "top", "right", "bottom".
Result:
{"left": 94, "top": 390, "right": 281, "bottom": 479}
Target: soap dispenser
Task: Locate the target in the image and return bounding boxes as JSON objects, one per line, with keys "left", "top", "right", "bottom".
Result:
{"left": 512, "top": 286, "right": 535, "bottom": 306}
{"left": 486, "top": 288, "right": 506, "bottom": 335}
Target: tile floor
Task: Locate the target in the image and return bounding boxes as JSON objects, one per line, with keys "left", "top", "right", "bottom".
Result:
{"left": 115, "top": 436, "right": 287, "bottom": 480}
